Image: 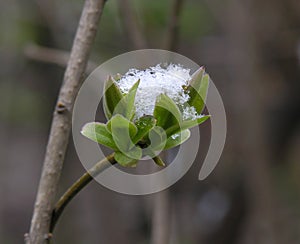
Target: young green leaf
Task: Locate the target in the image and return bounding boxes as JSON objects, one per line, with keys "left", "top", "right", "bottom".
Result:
{"left": 114, "top": 79, "right": 140, "bottom": 120}
{"left": 114, "top": 151, "right": 139, "bottom": 167}
{"left": 148, "top": 126, "right": 167, "bottom": 151}
{"left": 81, "top": 122, "right": 118, "bottom": 150}
{"left": 164, "top": 129, "right": 191, "bottom": 150}
{"left": 153, "top": 94, "right": 182, "bottom": 136}
{"left": 141, "top": 126, "right": 166, "bottom": 156}
{"left": 108, "top": 114, "right": 138, "bottom": 153}
{"left": 166, "top": 115, "right": 210, "bottom": 136}
{"left": 133, "top": 115, "right": 156, "bottom": 144}
{"left": 186, "top": 67, "right": 209, "bottom": 114}
{"left": 116, "top": 145, "right": 142, "bottom": 162}
{"left": 181, "top": 115, "right": 210, "bottom": 131}
{"left": 103, "top": 76, "right": 124, "bottom": 120}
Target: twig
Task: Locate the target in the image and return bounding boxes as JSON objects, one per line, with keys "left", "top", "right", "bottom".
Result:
{"left": 165, "top": 0, "right": 185, "bottom": 51}
{"left": 24, "top": 43, "right": 97, "bottom": 73}
{"left": 50, "top": 155, "right": 166, "bottom": 232}
{"left": 151, "top": 151, "right": 171, "bottom": 244}
{"left": 151, "top": 190, "right": 171, "bottom": 244}
{"left": 202, "top": 0, "right": 227, "bottom": 30}
{"left": 24, "top": 43, "right": 70, "bottom": 67}
{"left": 26, "top": 0, "right": 107, "bottom": 243}
{"left": 35, "top": 0, "right": 62, "bottom": 45}
{"left": 50, "top": 154, "right": 116, "bottom": 233}
{"left": 119, "top": 0, "right": 147, "bottom": 49}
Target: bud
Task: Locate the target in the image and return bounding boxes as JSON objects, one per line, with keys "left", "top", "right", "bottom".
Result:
{"left": 81, "top": 64, "right": 210, "bottom": 167}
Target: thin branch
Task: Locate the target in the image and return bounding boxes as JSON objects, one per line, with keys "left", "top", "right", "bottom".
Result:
{"left": 50, "top": 154, "right": 116, "bottom": 233}
{"left": 165, "top": 0, "right": 185, "bottom": 51}
{"left": 35, "top": 0, "right": 62, "bottom": 45}
{"left": 24, "top": 43, "right": 70, "bottom": 67}
{"left": 26, "top": 0, "right": 107, "bottom": 243}
{"left": 49, "top": 154, "right": 166, "bottom": 233}
{"left": 151, "top": 151, "right": 171, "bottom": 244}
{"left": 24, "top": 43, "right": 97, "bottom": 73}
{"left": 151, "top": 190, "right": 171, "bottom": 244}
{"left": 119, "top": 0, "right": 147, "bottom": 49}
{"left": 202, "top": 0, "right": 227, "bottom": 30}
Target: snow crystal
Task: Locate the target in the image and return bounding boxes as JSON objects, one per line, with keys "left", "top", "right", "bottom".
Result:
{"left": 182, "top": 106, "right": 204, "bottom": 121}
{"left": 115, "top": 64, "right": 203, "bottom": 120}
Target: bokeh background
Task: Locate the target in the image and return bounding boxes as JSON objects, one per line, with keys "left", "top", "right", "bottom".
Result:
{"left": 1, "top": 0, "right": 300, "bottom": 243}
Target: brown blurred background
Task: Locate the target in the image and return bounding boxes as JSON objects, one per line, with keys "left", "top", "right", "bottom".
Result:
{"left": 1, "top": 0, "right": 300, "bottom": 243}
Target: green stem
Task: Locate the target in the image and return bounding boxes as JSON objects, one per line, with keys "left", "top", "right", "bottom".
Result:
{"left": 153, "top": 156, "right": 166, "bottom": 166}
{"left": 49, "top": 153, "right": 165, "bottom": 234}
{"left": 49, "top": 153, "right": 116, "bottom": 233}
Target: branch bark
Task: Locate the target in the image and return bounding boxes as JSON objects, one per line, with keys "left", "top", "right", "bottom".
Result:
{"left": 119, "top": 0, "right": 147, "bottom": 49}
{"left": 24, "top": 43, "right": 97, "bottom": 73}
{"left": 26, "top": 0, "right": 107, "bottom": 243}
{"left": 151, "top": 190, "right": 171, "bottom": 244}
{"left": 165, "top": 0, "right": 184, "bottom": 51}
{"left": 50, "top": 154, "right": 116, "bottom": 233}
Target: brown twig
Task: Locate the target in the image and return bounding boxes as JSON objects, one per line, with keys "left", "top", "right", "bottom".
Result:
{"left": 165, "top": 0, "right": 185, "bottom": 51}
{"left": 26, "top": 0, "right": 107, "bottom": 243}
{"left": 151, "top": 189, "right": 171, "bottom": 244}
{"left": 50, "top": 154, "right": 116, "bottom": 233}
{"left": 35, "top": 0, "right": 62, "bottom": 45}
{"left": 24, "top": 43, "right": 70, "bottom": 67}
{"left": 24, "top": 43, "right": 97, "bottom": 73}
{"left": 119, "top": 0, "right": 147, "bottom": 49}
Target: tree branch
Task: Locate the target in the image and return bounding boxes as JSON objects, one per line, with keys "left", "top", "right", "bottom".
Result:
{"left": 26, "top": 0, "right": 107, "bottom": 243}
{"left": 24, "top": 43, "right": 97, "bottom": 73}
{"left": 119, "top": 0, "right": 147, "bottom": 49}
{"left": 165, "top": 0, "right": 185, "bottom": 51}
{"left": 151, "top": 190, "right": 171, "bottom": 244}
{"left": 50, "top": 154, "right": 116, "bottom": 233}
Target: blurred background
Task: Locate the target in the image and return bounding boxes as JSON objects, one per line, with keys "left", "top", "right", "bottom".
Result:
{"left": 1, "top": 0, "right": 300, "bottom": 243}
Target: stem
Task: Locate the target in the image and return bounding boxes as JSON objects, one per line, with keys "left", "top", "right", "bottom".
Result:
{"left": 24, "top": 43, "right": 97, "bottom": 73}
{"left": 50, "top": 154, "right": 164, "bottom": 233}
{"left": 151, "top": 190, "right": 171, "bottom": 244}
{"left": 165, "top": 0, "right": 184, "bottom": 51}
{"left": 151, "top": 152, "right": 171, "bottom": 244}
{"left": 50, "top": 154, "right": 116, "bottom": 233}
{"left": 26, "top": 1, "right": 107, "bottom": 243}
{"left": 153, "top": 156, "right": 166, "bottom": 167}
{"left": 119, "top": 0, "right": 147, "bottom": 49}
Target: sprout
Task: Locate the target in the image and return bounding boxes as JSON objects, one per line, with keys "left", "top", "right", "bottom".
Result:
{"left": 81, "top": 64, "right": 210, "bottom": 167}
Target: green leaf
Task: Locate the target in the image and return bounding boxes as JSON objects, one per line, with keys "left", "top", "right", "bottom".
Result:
{"left": 166, "top": 115, "right": 210, "bottom": 136}
{"left": 103, "top": 76, "right": 124, "bottom": 120}
{"left": 81, "top": 122, "right": 118, "bottom": 150}
{"left": 142, "top": 126, "right": 167, "bottom": 157}
{"left": 114, "top": 79, "right": 140, "bottom": 120}
{"left": 108, "top": 114, "right": 138, "bottom": 152}
{"left": 114, "top": 151, "right": 139, "bottom": 167}
{"left": 116, "top": 146, "right": 142, "bottom": 162}
{"left": 148, "top": 126, "right": 167, "bottom": 151}
{"left": 133, "top": 115, "right": 156, "bottom": 144}
{"left": 180, "top": 115, "right": 210, "bottom": 131}
{"left": 186, "top": 67, "right": 209, "bottom": 114}
{"left": 164, "top": 129, "right": 191, "bottom": 150}
{"left": 153, "top": 94, "right": 182, "bottom": 135}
